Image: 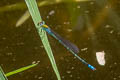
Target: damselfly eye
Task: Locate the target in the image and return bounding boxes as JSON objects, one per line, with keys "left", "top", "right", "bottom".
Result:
{"left": 37, "top": 21, "right": 45, "bottom": 26}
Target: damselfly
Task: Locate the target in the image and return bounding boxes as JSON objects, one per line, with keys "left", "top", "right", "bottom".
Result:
{"left": 38, "top": 21, "right": 96, "bottom": 71}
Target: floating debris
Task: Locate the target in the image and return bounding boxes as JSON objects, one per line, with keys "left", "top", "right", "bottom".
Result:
{"left": 62, "top": 76, "right": 65, "bottom": 79}
{"left": 46, "top": 16, "right": 49, "bottom": 19}
{"left": 63, "top": 21, "right": 70, "bottom": 24}
{"left": 71, "top": 67, "right": 75, "bottom": 70}
{"left": 81, "top": 48, "right": 88, "bottom": 51}
{"left": 105, "top": 25, "right": 110, "bottom": 28}
{"left": 85, "top": 10, "right": 90, "bottom": 13}
{"left": 49, "top": 10, "right": 55, "bottom": 15}
{"left": 90, "top": 1, "right": 94, "bottom": 5}
{"left": 6, "top": 52, "right": 13, "bottom": 56}
{"left": 40, "top": 45, "right": 44, "bottom": 48}
{"left": 38, "top": 76, "right": 43, "bottom": 79}
{"left": 96, "top": 51, "right": 105, "bottom": 66}
{"left": 69, "top": 74, "right": 73, "bottom": 77}
{"left": 110, "top": 30, "right": 114, "bottom": 34}
{"left": 77, "top": 5, "right": 81, "bottom": 8}
{"left": 2, "top": 37, "right": 6, "bottom": 40}
{"left": 16, "top": 42, "right": 24, "bottom": 46}
{"left": 32, "top": 61, "right": 40, "bottom": 64}
{"left": 66, "top": 70, "right": 71, "bottom": 74}
{"left": 67, "top": 29, "right": 72, "bottom": 32}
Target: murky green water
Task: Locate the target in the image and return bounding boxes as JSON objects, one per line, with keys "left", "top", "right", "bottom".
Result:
{"left": 0, "top": 0, "right": 120, "bottom": 80}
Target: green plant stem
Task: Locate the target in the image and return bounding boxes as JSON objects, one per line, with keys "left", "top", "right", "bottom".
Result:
{"left": 5, "top": 64, "right": 37, "bottom": 77}
{"left": 25, "top": 0, "right": 61, "bottom": 80}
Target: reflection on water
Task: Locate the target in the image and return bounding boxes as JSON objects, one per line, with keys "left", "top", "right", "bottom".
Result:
{"left": 0, "top": 0, "right": 120, "bottom": 80}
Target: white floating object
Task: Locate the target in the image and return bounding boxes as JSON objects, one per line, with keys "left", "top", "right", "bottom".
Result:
{"left": 96, "top": 51, "right": 105, "bottom": 66}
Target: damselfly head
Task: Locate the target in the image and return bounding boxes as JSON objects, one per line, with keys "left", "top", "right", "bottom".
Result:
{"left": 38, "top": 21, "right": 45, "bottom": 26}
{"left": 38, "top": 21, "right": 48, "bottom": 28}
